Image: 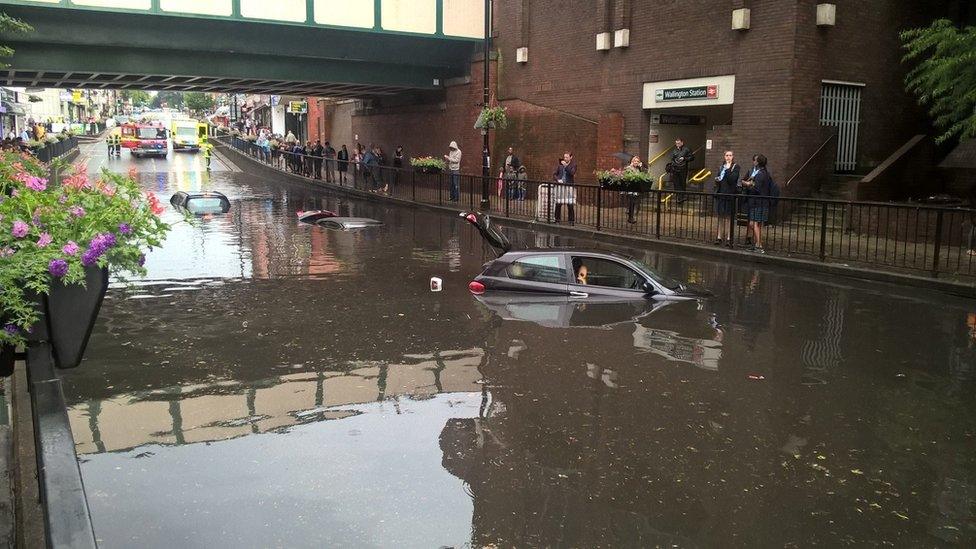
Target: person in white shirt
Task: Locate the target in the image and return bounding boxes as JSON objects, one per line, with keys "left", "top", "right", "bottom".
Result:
{"left": 443, "top": 141, "right": 462, "bottom": 202}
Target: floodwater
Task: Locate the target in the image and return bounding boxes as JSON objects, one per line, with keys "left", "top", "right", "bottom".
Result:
{"left": 61, "top": 143, "right": 976, "bottom": 547}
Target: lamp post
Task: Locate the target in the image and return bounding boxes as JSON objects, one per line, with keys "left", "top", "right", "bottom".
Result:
{"left": 479, "top": 0, "right": 491, "bottom": 211}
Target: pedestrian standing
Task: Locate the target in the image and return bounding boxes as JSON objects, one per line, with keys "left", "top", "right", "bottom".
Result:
{"left": 623, "top": 155, "right": 645, "bottom": 224}
{"left": 553, "top": 152, "right": 577, "bottom": 224}
{"left": 669, "top": 138, "right": 694, "bottom": 203}
{"left": 515, "top": 165, "right": 527, "bottom": 201}
{"left": 376, "top": 146, "right": 388, "bottom": 193}
{"left": 504, "top": 146, "right": 521, "bottom": 198}
{"left": 742, "top": 154, "right": 773, "bottom": 254}
{"left": 444, "top": 141, "right": 462, "bottom": 202}
{"left": 713, "top": 151, "right": 740, "bottom": 246}
{"left": 312, "top": 140, "right": 324, "bottom": 179}
{"left": 324, "top": 141, "right": 336, "bottom": 183}
{"left": 337, "top": 144, "right": 349, "bottom": 185}
{"left": 284, "top": 130, "right": 297, "bottom": 146}
{"left": 393, "top": 145, "right": 404, "bottom": 188}
{"left": 362, "top": 145, "right": 379, "bottom": 191}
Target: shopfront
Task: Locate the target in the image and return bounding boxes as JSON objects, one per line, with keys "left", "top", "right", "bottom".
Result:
{"left": 642, "top": 75, "right": 735, "bottom": 178}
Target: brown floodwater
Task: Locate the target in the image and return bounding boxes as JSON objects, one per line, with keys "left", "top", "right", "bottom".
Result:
{"left": 61, "top": 146, "right": 976, "bottom": 547}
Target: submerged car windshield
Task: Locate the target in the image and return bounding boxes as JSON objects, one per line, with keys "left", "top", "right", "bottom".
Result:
{"left": 630, "top": 258, "right": 682, "bottom": 290}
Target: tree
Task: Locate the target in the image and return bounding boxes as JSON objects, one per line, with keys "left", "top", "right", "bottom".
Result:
{"left": 902, "top": 19, "right": 976, "bottom": 144}
{"left": 151, "top": 90, "right": 183, "bottom": 109}
{"left": 121, "top": 90, "right": 151, "bottom": 107}
{"left": 0, "top": 12, "right": 33, "bottom": 69}
{"left": 184, "top": 92, "right": 215, "bottom": 113}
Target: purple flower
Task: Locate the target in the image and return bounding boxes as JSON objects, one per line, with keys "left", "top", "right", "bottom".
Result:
{"left": 36, "top": 232, "right": 52, "bottom": 248}
{"left": 25, "top": 176, "right": 47, "bottom": 191}
{"left": 62, "top": 241, "right": 79, "bottom": 256}
{"left": 118, "top": 223, "right": 132, "bottom": 235}
{"left": 12, "top": 220, "right": 28, "bottom": 238}
{"left": 81, "top": 248, "right": 98, "bottom": 267}
{"left": 58, "top": 194, "right": 68, "bottom": 204}
{"left": 3, "top": 324, "right": 17, "bottom": 336}
{"left": 69, "top": 206, "right": 85, "bottom": 218}
{"left": 48, "top": 258, "right": 69, "bottom": 278}
{"left": 138, "top": 253, "right": 146, "bottom": 267}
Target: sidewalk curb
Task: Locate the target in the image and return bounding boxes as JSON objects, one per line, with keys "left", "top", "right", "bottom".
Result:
{"left": 216, "top": 141, "right": 976, "bottom": 299}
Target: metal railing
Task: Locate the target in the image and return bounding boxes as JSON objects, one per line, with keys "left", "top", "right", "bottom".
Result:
{"left": 229, "top": 137, "right": 976, "bottom": 280}
{"left": 32, "top": 136, "right": 79, "bottom": 164}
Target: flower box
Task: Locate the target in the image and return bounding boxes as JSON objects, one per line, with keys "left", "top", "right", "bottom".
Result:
{"left": 1, "top": 151, "right": 170, "bottom": 368}
{"left": 410, "top": 156, "right": 446, "bottom": 173}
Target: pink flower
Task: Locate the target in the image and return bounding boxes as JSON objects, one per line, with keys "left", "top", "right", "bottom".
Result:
{"left": 11, "top": 221, "right": 28, "bottom": 238}
{"left": 62, "top": 241, "right": 79, "bottom": 255}
{"left": 36, "top": 232, "right": 52, "bottom": 247}
{"left": 25, "top": 176, "right": 47, "bottom": 191}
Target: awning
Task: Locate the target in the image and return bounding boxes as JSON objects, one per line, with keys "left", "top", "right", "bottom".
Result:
{"left": 0, "top": 101, "right": 26, "bottom": 116}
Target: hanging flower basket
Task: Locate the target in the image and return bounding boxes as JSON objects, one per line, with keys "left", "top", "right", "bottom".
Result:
{"left": 0, "top": 152, "right": 171, "bottom": 369}
{"left": 474, "top": 106, "right": 508, "bottom": 130}
{"left": 596, "top": 168, "right": 654, "bottom": 193}
{"left": 410, "top": 156, "right": 445, "bottom": 174}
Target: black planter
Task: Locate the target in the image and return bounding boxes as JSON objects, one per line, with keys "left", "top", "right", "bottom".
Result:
{"left": 417, "top": 167, "right": 442, "bottom": 175}
{"left": 0, "top": 345, "right": 13, "bottom": 377}
{"left": 30, "top": 266, "right": 109, "bottom": 369}
{"left": 600, "top": 180, "right": 652, "bottom": 193}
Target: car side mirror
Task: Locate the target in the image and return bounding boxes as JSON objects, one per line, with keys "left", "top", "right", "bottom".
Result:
{"left": 642, "top": 280, "right": 657, "bottom": 295}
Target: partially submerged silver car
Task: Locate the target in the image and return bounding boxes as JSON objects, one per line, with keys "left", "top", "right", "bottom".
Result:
{"left": 460, "top": 211, "right": 708, "bottom": 300}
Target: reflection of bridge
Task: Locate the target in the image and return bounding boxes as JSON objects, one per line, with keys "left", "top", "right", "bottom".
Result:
{"left": 69, "top": 348, "right": 484, "bottom": 454}
{"left": 0, "top": 0, "right": 484, "bottom": 96}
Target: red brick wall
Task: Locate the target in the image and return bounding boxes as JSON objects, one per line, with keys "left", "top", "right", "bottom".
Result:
{"left": 350, "top": 0, "right": 952, "bottom": 198}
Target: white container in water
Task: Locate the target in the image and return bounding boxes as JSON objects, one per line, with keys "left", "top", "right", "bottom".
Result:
{"left": 430, "top": 277, "right": 442, "bottom": 292}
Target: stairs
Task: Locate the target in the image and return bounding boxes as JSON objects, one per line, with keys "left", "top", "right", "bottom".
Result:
{"left": 815, "top": 174, "right": 862, "bottom": 201}
{"left": 782, "top": 174, "right": 862, "bottom": 230}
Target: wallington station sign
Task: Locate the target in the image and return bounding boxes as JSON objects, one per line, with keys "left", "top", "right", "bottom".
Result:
{"left": 655, "top": 85, "right": 719, "bottom": 102}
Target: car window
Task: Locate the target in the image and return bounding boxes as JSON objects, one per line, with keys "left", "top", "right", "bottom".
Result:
{"left": 572, "top": 256, "right": 645, "bottom": 290}
{"left": 506, "top": 255, "right": 567, "bottom": 284}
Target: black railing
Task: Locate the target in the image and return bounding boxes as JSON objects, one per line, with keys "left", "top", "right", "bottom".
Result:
{"left": 228, "top": 137, "right": 976, "bottom": 280}
{"left": 32, "top": 136, "right": 79, "bottom": 164}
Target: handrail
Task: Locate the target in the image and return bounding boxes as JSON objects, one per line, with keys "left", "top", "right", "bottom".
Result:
{"left": 786, "top": 133, "right": 836, "bottom": 187}
{"left": 27, "top": 341, "right": 98, "bottom": 549}
{"left": 226, "top": 136, "right": 975, "bottom": 212}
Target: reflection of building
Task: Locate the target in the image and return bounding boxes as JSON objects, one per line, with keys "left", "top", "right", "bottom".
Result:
{"left": 632, "top": 325, "right": 722, "bottom": 371}
{"left": 70, "top": 349, "right": 484, "bottom": 455}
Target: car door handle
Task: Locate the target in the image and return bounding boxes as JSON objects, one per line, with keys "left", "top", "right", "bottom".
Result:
{"left": 569, "top": 291, "right": 588, "bottom": 298}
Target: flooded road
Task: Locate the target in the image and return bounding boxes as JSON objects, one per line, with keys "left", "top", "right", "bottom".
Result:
{"left": 62, "top": 143, "right": 976, "bottom": 547}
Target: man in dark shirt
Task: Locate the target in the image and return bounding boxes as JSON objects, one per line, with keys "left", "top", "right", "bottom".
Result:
{"left": 670, "top": 138, "right": 694, "bottom": 203}
{"left": 311, "top": 140, "right": 325, "bottom": 179}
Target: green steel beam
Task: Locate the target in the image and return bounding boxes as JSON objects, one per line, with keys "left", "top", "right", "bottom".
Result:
{"left": 4, "top": 41, "right": 447, "bottom": 90}
{"left": 0, "top": 0, "right": 481, "bottom": 41}
{"left": 0, "top": 4, "right": 475, "bottom": 70}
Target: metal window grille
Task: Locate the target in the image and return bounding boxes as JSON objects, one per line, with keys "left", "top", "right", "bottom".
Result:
{"left": 820, "top": 82, "right": 863, "bottom": 173}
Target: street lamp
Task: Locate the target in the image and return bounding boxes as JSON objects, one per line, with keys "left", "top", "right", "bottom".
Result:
{"left": 479, "top": 0, "right": 491, "bottom": 211}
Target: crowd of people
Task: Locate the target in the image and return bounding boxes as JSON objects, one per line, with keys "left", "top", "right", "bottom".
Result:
{"left": 233, "top": 121, "right": 784, "bottom": 254}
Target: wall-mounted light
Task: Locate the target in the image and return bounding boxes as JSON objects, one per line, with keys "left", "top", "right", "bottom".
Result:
{"left": 596, "top": 32, "right": 612, "bottom": 51}
{"left": 614, "top": 28, "right": 630, "bottom": 48}
{"left": 516, "top": 47, "right": 528, "bottom": 63}
{"left": 817, "top": 3, "right": 836, "bottom": 27}
{"left": 732, "top": 8, "right": 751, "bottom": 31}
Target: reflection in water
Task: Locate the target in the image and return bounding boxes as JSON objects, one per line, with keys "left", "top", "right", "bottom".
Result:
{"left": 70, "top": 349, "right": 484, "bottom": 455}
{"left": 63, "top": 149, "right": 976, "bottom": 547}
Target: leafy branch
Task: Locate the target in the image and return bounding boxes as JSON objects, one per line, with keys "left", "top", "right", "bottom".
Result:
{"left": 0, "top": 12, "right": 33, "bottom": 69}
{"left": 901, "top": 19, "right": 976, "bottom": 144}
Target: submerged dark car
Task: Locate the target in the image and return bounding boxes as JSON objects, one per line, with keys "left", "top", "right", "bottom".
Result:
{"left": 297, "top": 210, "right": 382, "bottom": 230}
{"left": 170, "top": 191, "right": 231, "bottom": 215}
{"left": 460, "top": 211, "right": 708, "bottom": 300}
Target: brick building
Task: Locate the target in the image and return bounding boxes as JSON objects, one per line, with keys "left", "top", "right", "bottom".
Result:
{"left": 333, "top": 1, "right": 974, "bottom": 199}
